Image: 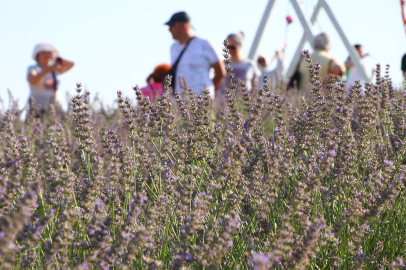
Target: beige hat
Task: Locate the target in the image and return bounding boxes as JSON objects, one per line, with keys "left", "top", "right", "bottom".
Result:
{"left": 32, "top": 43, "right": 59, "bottom": 60}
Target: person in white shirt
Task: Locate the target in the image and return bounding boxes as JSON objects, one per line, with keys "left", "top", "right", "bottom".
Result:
{"left": 165, "top": 11, "right": 225, "bottom": 99}
{"left": 345, "top": 44, "right": 374, "bottom": 91}
{"left": 27, "top": 43, "right": 74, "bottom": 112}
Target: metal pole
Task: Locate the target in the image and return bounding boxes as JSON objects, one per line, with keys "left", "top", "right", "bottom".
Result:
{"left": 285, "top": 0, "right": 322, "bottom": 79}
{"left": 320, "top": 0, "right": 369, "bottom": 82}
{"left": 290, "top": 0, "right": 316, "bottom": 46}
{"left": 248, "top": 0, "right": 278, "bottom": 60}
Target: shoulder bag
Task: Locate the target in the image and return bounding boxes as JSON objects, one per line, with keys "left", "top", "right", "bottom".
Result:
{"left": 165, "top": 37, "right": 195, "bottom": 93}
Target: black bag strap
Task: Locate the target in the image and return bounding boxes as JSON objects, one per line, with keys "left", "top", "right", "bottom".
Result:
{"left": 171, "top": 37, "right": 195, "bottom": 75}
{"left": 287, "top": 56, "right": 304, "bottom": 90}
{"left": 51, "top": 71, "right": 58, "bottom": 91}
{"left": 294, "top": 56, "right": 304, "bottom": 73}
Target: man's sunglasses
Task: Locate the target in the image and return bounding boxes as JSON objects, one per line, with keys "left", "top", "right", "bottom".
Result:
{"left": 257, "top": 58, "right": 265, "bottom": 63}
{"left": 227, "top": 45, "right": 237, "bottom": 50}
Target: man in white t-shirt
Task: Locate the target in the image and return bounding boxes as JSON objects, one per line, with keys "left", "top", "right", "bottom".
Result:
{"left": 165, "top": 11, "right": 225, "bottom": 99}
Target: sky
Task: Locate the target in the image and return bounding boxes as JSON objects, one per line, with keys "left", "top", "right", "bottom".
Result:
{"left": 1, "top": 0, "right": 405, "bottom": 110}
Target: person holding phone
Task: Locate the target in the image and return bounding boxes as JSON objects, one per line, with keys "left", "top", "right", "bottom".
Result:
{"left": 27, "top": 43, "right": 74, "bottom": 112}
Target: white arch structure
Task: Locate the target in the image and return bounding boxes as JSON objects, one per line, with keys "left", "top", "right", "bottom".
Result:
{"left": 248, "top": 0, "right": 369, "bottom": 82}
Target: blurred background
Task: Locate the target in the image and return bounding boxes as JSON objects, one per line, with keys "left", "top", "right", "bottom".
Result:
{"left": 1, "top": 0, "right": 405, "bottom": 110}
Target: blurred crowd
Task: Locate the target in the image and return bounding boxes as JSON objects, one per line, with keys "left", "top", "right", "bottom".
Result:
{"left": 27, "top": 11, "right": 404, "bottom": 115}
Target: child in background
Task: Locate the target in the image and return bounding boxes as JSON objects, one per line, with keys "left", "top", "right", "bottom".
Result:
{"left": 257, "top": 51, "right": 284, "bottom": 88}
{"left": 141, "top": 64, "right": 171, "bottom": 101}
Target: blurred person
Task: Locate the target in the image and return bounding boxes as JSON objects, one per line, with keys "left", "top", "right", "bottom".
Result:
{"left": 140, "top": 64, "right": 171, "bottom": 102}
{"left": 257, "top": 51, "right": 284, "bottom": 88}
{"left": 297, "top": 32, "right": 345, "bottom": 90}
{"left": 222, "top": 32, "right": 261, "bottom": 91}
{"left": 165, "top": 11, "right": 225, "bottom": 99}
{"left": 27, "top": 43, "right": 74, "bottom": 112}
{"left": 402, "top": 53, "right": 406, "bottom": 77}
{"left": 345, "top": 44, "right": 375, "bottom": 90}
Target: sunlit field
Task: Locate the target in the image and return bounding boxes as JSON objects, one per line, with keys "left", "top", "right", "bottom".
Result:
{"left": 1, "top": 47, "right": 406, "bottom": 269}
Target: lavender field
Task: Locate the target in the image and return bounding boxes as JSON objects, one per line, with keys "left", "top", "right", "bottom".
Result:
{"left": 1, "top": 47, "right": 406, "bottom": 269}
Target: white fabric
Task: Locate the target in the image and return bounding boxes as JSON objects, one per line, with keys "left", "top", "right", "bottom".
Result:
{"left": 170, "top": 36, "right": 220, "bottom": 98}
{"left": 346, "top": 66, "right": 363, "bottom": 90}
{"left": 32, "top": 43, "right": 58, "bottom": 60}
{"left": 27, "top": 65, "right": 62, "bottom": 108}
{"left": 346, "top": 60, "right": 372, "bottom": 91}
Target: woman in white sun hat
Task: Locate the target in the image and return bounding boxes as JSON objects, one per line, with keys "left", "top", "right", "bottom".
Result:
{"left": 27, "top": 43, "right": 74, "bottom": 112}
